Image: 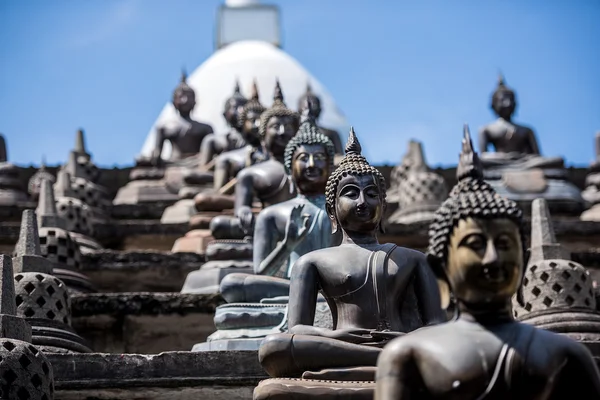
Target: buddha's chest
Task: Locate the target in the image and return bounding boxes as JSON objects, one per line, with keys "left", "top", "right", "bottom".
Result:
{"left": 487, "top": 123, "right": 530, "bottom": 148}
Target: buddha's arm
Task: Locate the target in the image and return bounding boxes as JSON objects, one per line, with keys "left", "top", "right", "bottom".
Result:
{"left": 478, "top": 128, "right": 489, "bottom": 154}
{"left": 414, "top": 257, "right": 445, "bottom": 325}
{"left": 254, "top": 210, "right": 287, "bottom": 276}
{"left": 375, "top": 339, "right": 418, "bottom": 400}
{"left": 288, "top": 257, "right": 318, "bottom": 328}
{"left": 152, "top": 127, "right": 166, "bottom": 163}
{"left": 562, "top": 341, "right": 600, "bottom": 396}
{"left": 526, "top": 128, "right": 541, "bottom": 155}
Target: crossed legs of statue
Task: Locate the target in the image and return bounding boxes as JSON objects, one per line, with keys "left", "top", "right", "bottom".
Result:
{"left": 220, "top": 273, "right": 291, "bottom": 303}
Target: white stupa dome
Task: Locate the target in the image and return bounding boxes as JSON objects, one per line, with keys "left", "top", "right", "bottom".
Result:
{"left": 140, "top": 40, "right": 349, "bottom": 159}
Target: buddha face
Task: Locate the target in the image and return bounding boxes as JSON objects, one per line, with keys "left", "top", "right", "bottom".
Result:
{"left": 298, "top": 97, "right": 321, "bottom": 120}
{"left": 292, "top": 144, "right": 330, "bottom": 195}
{"left": 492, "top": 90, "right": 516, "bottom": 119}
{"left": 224, "top": 98, "right": 247, "bottom": 128}
{"left": 333, "top": 174, "right": 384, "bottom": 234}
{"left": 446, "top": 217, "right": 523, "bottom": 305}
{"left": 264, "top": 115, "right": 296, "bottom": 157}
{"left": 242, "top": 110, "right": 262, "bottom": 145}
{"left": 173, "top": 88, "right": 196, "bottom": 115}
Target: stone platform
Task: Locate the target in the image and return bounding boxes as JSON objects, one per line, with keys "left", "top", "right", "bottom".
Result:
{"left": 71, "top": 292, "right": 224, "bottom": 354}
{"left": 49, "top": 350, "right": 266, "bottom": 400}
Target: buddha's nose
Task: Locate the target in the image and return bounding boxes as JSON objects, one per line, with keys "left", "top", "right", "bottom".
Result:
{"left": 278, "top": 125, "right": 285, "bottom": 135}
{"left": 482, "top": 242, "right": 498, "bottom": 265}
{"left": 308, "top": 155, "right": 315, "bottom": 167}
{"left": 254, "top": 120, "right": 260, "bottom": 128}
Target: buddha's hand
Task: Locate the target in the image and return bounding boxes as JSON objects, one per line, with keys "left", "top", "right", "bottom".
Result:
{"left": 237, "top": 206, "right": 255, "bottom": 234}
{"left": 284, "top": 204, "right": 311, "bottom": 249}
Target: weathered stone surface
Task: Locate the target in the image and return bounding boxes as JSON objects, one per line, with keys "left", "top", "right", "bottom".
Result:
{"left": 80, "top": 250, "right": 205, "bottom": 292}
{"left": 161, "top": 199, "right": 197, "bottom": 224}
{"left": 50, "top": 351, "right": 266, "bottom": 400}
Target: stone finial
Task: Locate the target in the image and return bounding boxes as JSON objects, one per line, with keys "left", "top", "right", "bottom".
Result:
{"left": 0, "top": 133, "right": 6, "bottom": 163}
{"left": 75, "top": 129, "right": 87, "bottom": 154}
{"left": 407, "top": 140, "right": 428, "bottom": 173}
{"left": 0, "top": 255, "right": 32, "bottom": 342}
{"left": 13, "top": 210, "right": 53, "bottom": 274}
{"left": 36, "top": 179, "right": 66, "bottom": 230}
{"left": 595, "top": 131, "right": 600, "bottom": 162}
{"left": 456, "top": 124, "right": 483, "bottom": 181}
{"left": 529, "top": 198, "right": 570, "bottom": 263}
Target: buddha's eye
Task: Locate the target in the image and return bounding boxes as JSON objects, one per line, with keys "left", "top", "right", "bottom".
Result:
{"left": 340, "top": 186, "right": 359, "bottom": 199}
{"left": 495, "top": 234, "right": 513, "bottom": 251}
{"left": 464, "top": 234, "right": 486, "bottom": 252}
{"left": 313, "top": 153, "right": 327, "bottom": 161}
{"left": 366, "top": 187, "right": 379, "bottom": 198}
{"left": 296, "top": 153, "right": 309, "bottom": 162}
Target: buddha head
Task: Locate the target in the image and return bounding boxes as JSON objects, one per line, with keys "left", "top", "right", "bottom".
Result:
{"left": 325, "top": 128, "right": 387, "bottom": 235}
{"left": 284, "top": 111, "right": 335, "bottom": 196}
{"left": 238, "top": 80, "right": 266, "bottom": 147}
{"left": 427, "top": 125, "right": 525, "bottom": 310}
{"left": 491, "top": 73, "right": 517, "bottom": 120}
{"left": 172, "top": 69, "right": 196, "bottom": 116}
{"left": 297, "top": 83, "right": 322, "bottom": 120}
{"left": 259, "top": 79, "right": 300, "bottom": 158}
{"left": 222, "top": 80, "right": 247, "bottom": 130}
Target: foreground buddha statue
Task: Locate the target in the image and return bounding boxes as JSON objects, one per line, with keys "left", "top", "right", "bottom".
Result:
{"left": 209, "top": 80, "right": 299, "bottom": 239}
{"left": 297, "top": 83, "right": 343, "bottom": 157}
{"left": 197, "top": 80, "right": 248, "bottom": 167}
{"left": 211, "top": 80, "right": 267, "bottom": 191}
{"left": 193, "top": 115, "right": 337, "bottom": 351}
{"left": 478, "top": 73, "right": 584, "bottom": 214}
{"left": 255, "top": 128, "right": 444, "bottom": 394}
{"left": 375, "top": 126, "right": 600, "bottom": 399}
{"left": 150, "top": 70, "right": 214, "bottom": 166}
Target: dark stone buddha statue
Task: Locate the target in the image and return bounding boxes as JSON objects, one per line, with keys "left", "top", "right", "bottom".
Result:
{"left": 254, "top": 128, "right": 444, "bottom": 392}
{"left": 212, "top": 79, "right": 268, "bottom": 191}
{"left": 582, "top": 132, "right": 600, "bottom": 221}
{"left": 298, "top": 83, "right": 343, "bottom": 157}
{"left": 374, "top": 127, "right": 600, "bottom": 399}
{"left": 197, "top": 80, "right": 248, "bottom": 167}
{"left": 219, "top": 111, "right": 337, "bottom": 304}
{"left": 150, "top": 70, "right": 214, "bottom": 166}
{"left": 210, "top": 80, "right": 299, "bottom": 239}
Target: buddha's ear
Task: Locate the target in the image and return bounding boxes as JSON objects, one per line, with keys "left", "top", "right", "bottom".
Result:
{"left": 326, "top": 203, "right": 338, "bottom": 234}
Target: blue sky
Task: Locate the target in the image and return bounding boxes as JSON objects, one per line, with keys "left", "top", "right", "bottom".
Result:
{"left": 1, "top": 0, "right": 599, "bottom": 168}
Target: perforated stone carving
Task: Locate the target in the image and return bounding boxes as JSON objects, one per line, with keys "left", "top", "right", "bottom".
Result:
{"left": 14, "top": 273, "right": 71, "bottom": 325}
{"left": 55, "top": 196, "right": 95, "bottom": 238}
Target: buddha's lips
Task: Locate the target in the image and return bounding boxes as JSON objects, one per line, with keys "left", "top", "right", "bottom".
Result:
{"left": 481, "top": 264, "right": 508, "bottom": 283}
{"left": 303, "top": 168, "right": 322, "bottom": 179}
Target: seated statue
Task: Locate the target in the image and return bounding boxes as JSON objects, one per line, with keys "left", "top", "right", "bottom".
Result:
{"left": 477, "top": 74, "right": 583, "bottom": 215}
{"left": 582, "top": 132, "right": 600, "bottom": 221}
{"left": 210, "top": 80, "right": 299, "bottom": 239}
{"left": 374, "top": 127, "right": 600, "bottom": 399}
{"left": 479, "top": 74, "right": 563, "bottom": 171}
{"left": 197, "top": 80, "right": 248, "bottom": 168}
{"left": 212, "top": 80, "right": 268, "bottom": 191}
{"left": 150, "top": 70, "right": 214, "bottom": 166}
{"left": 220, "top": 112, "right": 337, "bottom": 304}
{"left": 297, "top": 83, "right": 343, "bottom": 157}
{"left": 255, "top": 128, "right": 445, "bottom": 387}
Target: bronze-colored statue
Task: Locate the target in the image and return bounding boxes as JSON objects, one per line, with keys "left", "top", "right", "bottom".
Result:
{"left": 298, "top": 83, "right": 343, "bottom": 156}
{"left": 151, "top": 70, "right": 214, "bottom": 165}
{"left": 375, "top": 126, "right": 600, "bottom": 399}
{"left": 212, "top": 80, "right": 267, "bottom": 190}
{"left": 220, "top": 111, "right": 337, "bottom": 304}
{"left": 197, "top": 80, "right": 248, "bottom": 167}
{"left": 256, "top": 128, "right": 444, "bottom": 381}
{"left": 210, "top": 79, "right": 299, "bottom": 238}
{"left": 478, "top": 73, "right": 562, "bottom": 170}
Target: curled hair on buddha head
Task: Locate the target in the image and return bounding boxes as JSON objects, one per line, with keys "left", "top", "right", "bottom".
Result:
{"left": 259, "top": 78, "right": 300, "bottom": 138}
{"left": 426, "top": 124, "right": 525, "bottom": 278}
{"left": 297, "top": 82, "right": 322, "bottom": 119}
{"left": 491, "top": 72, "right": 516, "bottom": 113}
{"left": 325, "top": 127, "right": 387, "bottom": 232}
{"left": 238, "top": 79, "right": 266, "bottom": 127}
{"left": 173, "top": 68, "right": 195, "bottom": 99}
{"left": 223, "top": 79, "right": 247, "bottom": 113}
{"left": 283, "top": 107, "right": 335, "bottom": 174}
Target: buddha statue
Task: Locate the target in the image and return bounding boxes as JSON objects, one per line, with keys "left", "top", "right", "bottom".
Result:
{"left": 478, "top": 74, "right": 584, "bottom": 215}
{"left": 297, "top": 83, "right": 343, "bottom": 158}
{"left": 211, "top": 79, "right": 268, "bottom": 191}
{"left": 387, "top": 140, "right": 448, "bottom": 225}
{"left": 209, "top": 79, "right": 299, "bottom": 240}
{"left": 192, "top": 114, "right": 337, "bottom": 351}
{"left": 374, "top": 127, "right": 600, "bottom": 399}
{"left": 253, "top": 128, "right": 444, "bottom": 399}
{"left": 581, "top": 132, "right": 600, "bottom": 221}
{"left": 0, "top": 255, "right": 55, "bottom": 400}
{"left": 150, "top": 70, "right": 214, "bottom": 166}
{"left": 197, "top": 80, "right": 248, "bottom": 167}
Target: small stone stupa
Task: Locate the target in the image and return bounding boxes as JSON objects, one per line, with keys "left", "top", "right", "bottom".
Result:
{"left": 581, "top": 132, "right": 600, "bottom": 221}
{"left": 36, "top": 179, "right": 95, "bottom": 294}
{"left": 514, "top": 198, "right": 600, "bottom": 348}
{"left": 28, "top": 158, "right": 56, "bottom": 201}
{"left": 12, "top": 210, "right": 92, "bottom": 353}
{"left": 387, "top": 140, "right": 448, "bottom": 225}
{"left": 0, "top": 254, "right": 55, "bottom": 400}
{"left": 0, "top": 133, "right": 29, "bottom": 206}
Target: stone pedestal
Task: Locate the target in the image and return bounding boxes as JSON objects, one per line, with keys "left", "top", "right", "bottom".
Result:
{"left": 172, "top": 229, "right": 215, "bottom": 254}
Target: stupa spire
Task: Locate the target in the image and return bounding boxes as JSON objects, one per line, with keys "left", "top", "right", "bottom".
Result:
{"left": 0, "top": 255, "right": 31, "bottom": 341}
{"left": 529, "top": 198, "right": 570, "bottom": 263}
{"left": 36, "top": 178, "right": 65, "bottom": 229}
{"left": 13, "top": 210, "right": 52, "bottom": 274}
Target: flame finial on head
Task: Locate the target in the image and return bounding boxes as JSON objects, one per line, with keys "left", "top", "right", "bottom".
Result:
{"left": 497, "top": 71, "right": 506, "bottom": 87}
{"left": 272, "top": 78, "right": 286, "bottom": 107}
{"left": 345, "top": 127, "right": 363, "bottom": 156}
{"left": 234, "top": 79, "right": 241, "bottom": 94}
{"left": 180, "top": 68, "right": 188, "bottom": 83}
{"left": 250, "top": 79, "right": 260, "bottom": 101}
{"left": 456, "top": 124, "right": 483, "bottom": 181}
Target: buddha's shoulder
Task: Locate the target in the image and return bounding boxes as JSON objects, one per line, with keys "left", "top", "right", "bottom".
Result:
{"left": 390, "top": 246, "right": 426, "bottom": 263}
{"left": 190, "top": 121, "right": 214, "bottom": 132}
